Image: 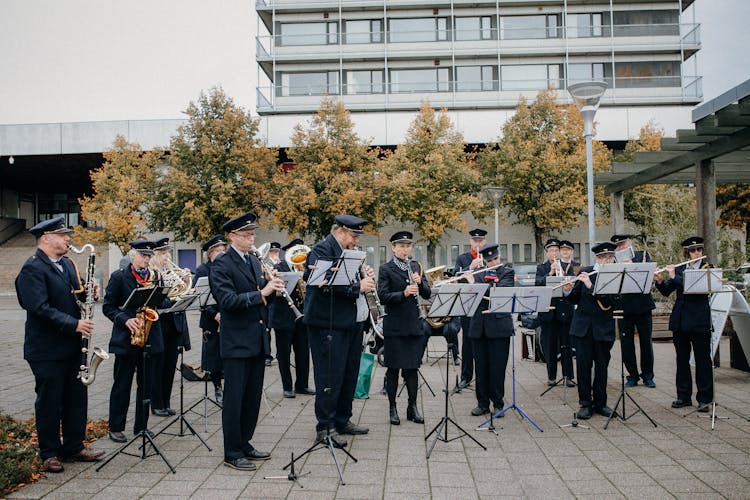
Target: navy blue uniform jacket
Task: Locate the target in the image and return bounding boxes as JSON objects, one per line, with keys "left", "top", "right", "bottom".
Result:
{"left": 655, "top": 263, "right": 712, "bottom": 334}
{"left": 535, "top": 260, "right": 577, "bottom": 323}
{"left": 566, "top": 266, "right": 619, "bottom": 342}
{"left": 103, "top": 265, "right": 165, "bottom": 355}
{"left": 210, "top": 249, "right": 271, "bottom": 359}
{"left": 619, "top": 251, "right": 656, "bottom": 315}
{"left": 302, "top": 234, "right": 362, "bottom": 330}
{"left": 378, "top": 260, "right": 431, "bottom": 337}
{"left": 469, "top": 266, "right": 515, "bottom": 339}
{"left": 454, "top": 251, "right": 475, "bottom": 275}
{"left": 16, "top": 249, "right": 86, "bottom": 362}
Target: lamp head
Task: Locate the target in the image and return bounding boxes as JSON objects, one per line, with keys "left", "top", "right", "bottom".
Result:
{"left": 567, "top": 81, "right": 607, "bottom": 112}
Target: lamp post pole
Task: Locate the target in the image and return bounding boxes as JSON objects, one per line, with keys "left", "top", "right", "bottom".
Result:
{"left": 567, "top": 81, "right": 607, "bottom": 265}
{"left": 483, "top": 186, "right": 507, "bottom": 245}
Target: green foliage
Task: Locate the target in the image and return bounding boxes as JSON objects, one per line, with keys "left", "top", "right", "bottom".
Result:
{"left": 271, "top": 98, "right": 386, "bottom": 242}
{"left": 382, "top": 101, "right": 485, "bottom": 266}
{"left": 478, "top": 89, "right": 610, "bottom": 260}
{"left": 77, "top": 136, "right": 162, "bottom": 255}
{"left": 151, "top": 87, "right": 277, "bottom": 242}
{"left": 717, "top": 183, "right": 750, "bottom": 260}
{"left": 0, "top": 414, "right": 41, "bottom": 497}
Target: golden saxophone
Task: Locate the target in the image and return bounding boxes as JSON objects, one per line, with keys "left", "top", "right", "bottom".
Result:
{"left": 131, "top": 306, "right": 159, "bottom": 348}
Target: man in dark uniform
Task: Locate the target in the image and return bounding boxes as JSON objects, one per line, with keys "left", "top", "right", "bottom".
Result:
{"left": 463, "top": 244, "right": 515, "bottom": 416}
{"left": 16, "top": 217, "right": 105, "bottom": 473}
{"left": 565, "top": 242, "right": 619, "bottom": 420}
{"left": 192, "top": 234, "right": 227, "bottom": 404}
{"left": 535, "top": 238, "right": 576, "bottom": 387}
{"left": 378, "top": 231, "right": 431, "bottom": 425}
{"left": 655, "top": 236, "right": 713, "bottom": 412}
{"left": 104, "top": 240, "right": 166, "bottom": 443}
{"left": 150, "top": 237, "right": 192, "bottom": 416}
{"left": 611, "top": 234, "right": 656, "bottom": 388}
{"left": 303, "top": 215, "right": 376, "bottom": 447}
{"left": 270, "top": 239, "right": 313, "bottom": 398}
{"left": 210, "top": 212, "right": 284, "bottom": 471}
{"left": 453, "top": 228, "right": 488, "bottom": 390}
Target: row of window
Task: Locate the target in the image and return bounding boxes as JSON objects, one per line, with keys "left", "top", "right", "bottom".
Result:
{"left": 277, "top": 61, "right": 680, "bottom": 96}
{"left": 275, "top": 10, "right": 680, "bottom": 46}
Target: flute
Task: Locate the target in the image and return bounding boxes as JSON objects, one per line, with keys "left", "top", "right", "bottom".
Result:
{"left": 654, "top": 255, "right": 706, "bottom": 274}
{"left": 551, "top": 269, "right": 599, "bottom": 290}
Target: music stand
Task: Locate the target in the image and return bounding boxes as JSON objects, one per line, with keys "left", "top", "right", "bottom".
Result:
{"left": 476, "top": 287, "right": 551, "bottom": 433}
{"left": 97, "top": 285, "right": 176, "bottom": 474}
{"left": 283, "top": 251, "right": 362, "bottom": 485}
{"left": 425, "top": 283, "right": 489, "bottom": 458}
{"left": 593, "top": 263, "right": 659, "bottom": 430}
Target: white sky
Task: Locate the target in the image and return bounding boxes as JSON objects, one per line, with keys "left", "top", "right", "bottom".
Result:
{"left": 0, "top": 0, "right": 747, "bottom": 125}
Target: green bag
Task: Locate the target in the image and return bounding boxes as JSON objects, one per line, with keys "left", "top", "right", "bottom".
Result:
{"left": 354, "top": 351, "right": 375, "bottom": 399}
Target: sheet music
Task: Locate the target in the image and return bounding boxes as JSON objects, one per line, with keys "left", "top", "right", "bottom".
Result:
{"left": 193, "top": 276, "right": 216, "bottom": 307}
{"left": 684, "top": 268, "right": 723, "bottom": 294}
{"left": 488, "top": 286, "right": 553, "bottom": 314}
{"left": 427, "top": 284, "right": 488, "bottom": 318}
{"left": 159, "top": 294, "right": 199, "bottom": 314}
{"left": 593, "top": 263, "right": 655, "bottom": 295}
{"left": 615, "top": 246, "right": 635, "bottom": 263}
{"left": 277, "top": 271, "right": 302, "bottom": 295}
{"left": 329, "top": 249, "right": 366, "bottom": 286}
{"left": 546, "top": 276, "right": 568, "bottom": 298}
{"left": 307, "top": 259, "right": 333, "bottom": 286}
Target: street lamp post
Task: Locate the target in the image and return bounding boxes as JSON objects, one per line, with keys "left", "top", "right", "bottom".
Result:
{"left": 483, "top": 186, "right": 507, "bottom": 245}
{"left": 567, "top": 81, "right": 607, "bottom": 265}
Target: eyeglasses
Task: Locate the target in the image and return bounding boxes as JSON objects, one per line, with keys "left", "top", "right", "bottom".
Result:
{"left": 688, "top": 247, "right": 703, "bottom": 253}
{"left": 232, "top": 232, "right": 255, "bottom": 239}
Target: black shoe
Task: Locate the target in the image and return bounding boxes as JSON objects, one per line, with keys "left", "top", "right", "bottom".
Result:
{"left": 224, "top": 457, "right": 256, "bottom": 471}
{"left": 108, "top": 431, "right": 127, "bottom": 443}
{"left": 471, "top": 406, "right": 490, "bottom": 416}
{"left": 565, "top": 379, "right": 576, "bottom": 387}
{"left": 407, "top": 403, "right": 424, "bottom": 424}
{"left": 283, "top": 390, "right": 296, "bottom": 398}
{"left": 165, "top": 408, "right": 176, "bottom": 416}
{"left": 295, "top": 387, "right": 316, "bottom": 395}
{"left": 151, "top": 408, "right": 170, "bottom": 417}
{"left": 245, "top": 449, "right": 271, "bottom": 460}
{"left": 671, "top": 399, "right": 692, "bottom": 409}
{"left": 458, "top": 379, "right": 471, "bottom": 390}
{"left": 389, "top": 405, "right": 400, "bottom": 425}
{"left": 329, "top": 431, "right": 347, "bottom": 448}
{"left": 547, "top": 379, "right": 557, "bottom": 387}
{"left": 337, "top": 421, "right": 369, "bottom": 435}
{"left": 576, "top": 406, "right": 593, "bottom": 420}
{"left": 264, "top": 358, "right": 272, "bottom": 367}
{"left": 594, "top": 406, "right": 615, "bottom": 418}
{"left": 697, "top": 403, "right": 711, "bottom": 413}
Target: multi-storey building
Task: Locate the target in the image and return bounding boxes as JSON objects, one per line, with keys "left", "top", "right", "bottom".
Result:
{"left": 255, "top": 0, "right": 701, "bottom": 146}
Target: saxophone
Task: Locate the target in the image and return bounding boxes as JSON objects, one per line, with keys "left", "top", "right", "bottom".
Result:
{"left": 131, "top": 307, "right": 159, "bottom": 348}
{"left": 68, "top": 244, "right": 110, "bottom": 385}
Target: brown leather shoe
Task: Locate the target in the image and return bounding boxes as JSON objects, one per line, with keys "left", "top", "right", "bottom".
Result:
{"left": 43, "top": 457, "right": 64, "bottom": 473}
{"left": 65, "top": 448, "right": 105, "bottom": 462}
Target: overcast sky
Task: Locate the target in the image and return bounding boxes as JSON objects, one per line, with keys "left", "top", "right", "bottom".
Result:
{"left": 0, "top": 0, "right": 747, "bottom": 125}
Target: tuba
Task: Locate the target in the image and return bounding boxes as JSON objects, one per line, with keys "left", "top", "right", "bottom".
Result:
{"left": 131, "top": 307, "right": 159, "bottom": 348}
{"left": 423, "top": 265, "right": 449, "bottom": 329}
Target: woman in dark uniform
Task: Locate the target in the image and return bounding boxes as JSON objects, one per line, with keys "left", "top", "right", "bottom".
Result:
{"left": 378, "top": 231, "right": 431, "bottom": 425}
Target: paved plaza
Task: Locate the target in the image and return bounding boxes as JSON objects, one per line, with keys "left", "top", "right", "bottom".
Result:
{"left": 1, "top": 296, "right": 750, "bottom": 499}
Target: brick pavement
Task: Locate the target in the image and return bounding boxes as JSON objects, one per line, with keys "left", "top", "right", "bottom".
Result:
{"left": 1, "top": 296, "right": 750, "bottom": 499}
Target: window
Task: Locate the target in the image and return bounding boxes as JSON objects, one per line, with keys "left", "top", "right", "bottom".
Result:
{"left": 345, "top": 19, "right": 383, "bottom": 44}
{"left": 456, "top": 65, "right": 497, "bottom": 91}
{"left": 512, "top": 244, "right": 520, "bottom": 262}
{"left": 567, "top": 13, "right": 603, "bottom": 38}
{"left": 280, "top": 72, "right": 339, "bottom": 96}
{"left": 390, "top": 68, "right": 450, "bottom": 93}
{"left": 455, "top": 16, "right": 493, "bottom": 41}
{"left": 439, "top": 246, "right": 448, "bottom": 266}
{"left": 414, "top": 245, "right": 425, "bottom": 263}
{"left": 389, "top": 17, "right": 450, "bottom": 43}
{"left": 366, "top": 246, "right": 376, "bottom": 268}
{"left": 524, "top": 244, "right": 532, "bottom": 261}
{"left": 346, "top": 70, "right": 384, "bottom": 94}
{"left": 450, "top": 245, "right": 460, "bottom": 263}
{"left": 379, "top": 246, "right": 387, "bottom": 265}
{"left": 500, "top": 15, "right": 557, "bottom": 39}
{"left": 614, "top": 61, "right": 680, "bottom": 87}
{"left": 567, "top": 63, "right": 605, "bottom": 85}
{"left": 612, "top": 9, "right": 679, "bottom": 36}
{"left": 499, "top": 244, "right": 508, "bottom": 261}
{"left": 501, "top": 64, "right": 561, "bottom": 91}
{"left": 279, "top": 22, "right": 338, "bottom": 46}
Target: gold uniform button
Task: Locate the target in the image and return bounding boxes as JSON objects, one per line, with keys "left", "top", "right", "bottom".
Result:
{"left": 259, "top": 320, "right": 263, "bottom": 325}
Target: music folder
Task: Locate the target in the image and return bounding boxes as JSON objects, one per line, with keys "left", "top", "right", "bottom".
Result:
{"left": 193, "top": 276, "right": 216, "bottom": 307}
{"left": 120, "top": 286, "right": 170, "bottom": 311}
{"left": 593, "top": 262, "right": 656, "bottom": 296}
{"left": 427, "top": 283, "right": 489, "bottom": 318}
{"left": 308, "top": 249, "right": 366, "bottom": 287}
{"left": 159, "top": 293, "right": 199, "bottom": 314}
{"left": 546, "top": 276, "right": 568, "bottom": 298}
{"left": 684, "top": 268, "right": 723, "bottom": 294}
{"left": 277, "top": 271, "right": 302, "bottom": 296}
{"left": 487, "top": 286, "right": 553, "bottom": 314}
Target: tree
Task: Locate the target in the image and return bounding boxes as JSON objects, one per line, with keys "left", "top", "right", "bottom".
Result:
{"left": 717, "top": 183, "right": 750, "bottom": 259}
{"left": 76, "top": 136, "right": 161, "bottom": 255}
{"left": 150, "top": 87, "right": 277, "bottom": 242}
{"left": 381, "top": 101, "right": 485, "bottom": 266}
{"left": 270, "top": 98, "right": 386, "bottom": 242}
{"left": 478, "top": 89, "right": 611, "bottom": 261}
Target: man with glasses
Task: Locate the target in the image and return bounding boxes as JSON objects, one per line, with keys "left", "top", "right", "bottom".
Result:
{"left": 210, "top": 212, "right": 285, "bottom": 471}
{"left": 303, "top": 215, "right": 376, "bottom": 447}
{"left": 654, "top": 236, "right": 713, "bottom": 412}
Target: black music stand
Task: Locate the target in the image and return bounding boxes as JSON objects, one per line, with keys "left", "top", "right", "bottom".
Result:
{"left": 593, "top": 264, "right": 658, "bottom": 429}
{"left": 425, "top": 283, "right": 488, "bottom": 458}
{"left": 97, "top": 285, "right": 177, "bottom": 474}
{"left": 283, "top": 249, "right": 363, "bottom": 485}
{"left": 186, "top": 277, "right": 222, "bottom": 432}
{"left": 540, "top": 276, "right": 574, "bottom": 396}
{"left": 476, "top": 287, "right": 551, "bottom": 433}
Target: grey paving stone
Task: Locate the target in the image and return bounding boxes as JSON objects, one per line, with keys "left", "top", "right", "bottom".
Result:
{"left": 616, "top": 485, "right": 678, "bottom": 498}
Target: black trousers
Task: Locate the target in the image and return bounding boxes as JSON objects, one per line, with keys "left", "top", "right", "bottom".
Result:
{"left": 151, "top": 327, "right": 180, "bottom": 410}
{"left": 222, "top": 355, "right": 265, "bottom": 461}
{"left": 540, "top": 319, "right": 574, "bottom": 381}
{"left": 674, "top": 329, "right": 713, "bottom": 404}
{"left": 308, "top": 323, "right": 362, "bottom": 432}
{"left": 386, "top": 368, "right": 417, "bottom": 405}
{"left": 274, "top": 321, "right": 311, "bottom": 392}
{"left": 28, "top": 357, "right": 87, "bottom": 460}
{"left": 109, "top": 351, "right": 151, "bottom": 434}
{"left": 460, "top": 316, "right": 474, "bottom": 383}
{"left": 572, "top": 333, "right": 614, "bottom": 408}
{"left": 620, "top": 312, "right": 654, "bottom": 382}
{"left": 472, "top": 337, "right": 510, "bottom": 410}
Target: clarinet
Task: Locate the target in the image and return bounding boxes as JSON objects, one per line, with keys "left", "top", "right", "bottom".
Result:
{"left": 406, "top": 256, "right": 426, "bottom": 320}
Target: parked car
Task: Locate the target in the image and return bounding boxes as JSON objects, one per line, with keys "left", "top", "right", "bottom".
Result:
{"left": 510, "top": 262, "right": 537, "bottom": 287}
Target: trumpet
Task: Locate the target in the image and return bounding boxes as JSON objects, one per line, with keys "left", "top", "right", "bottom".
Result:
{"left": 551, "top": 257, "right": 564, "bottom": 277}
